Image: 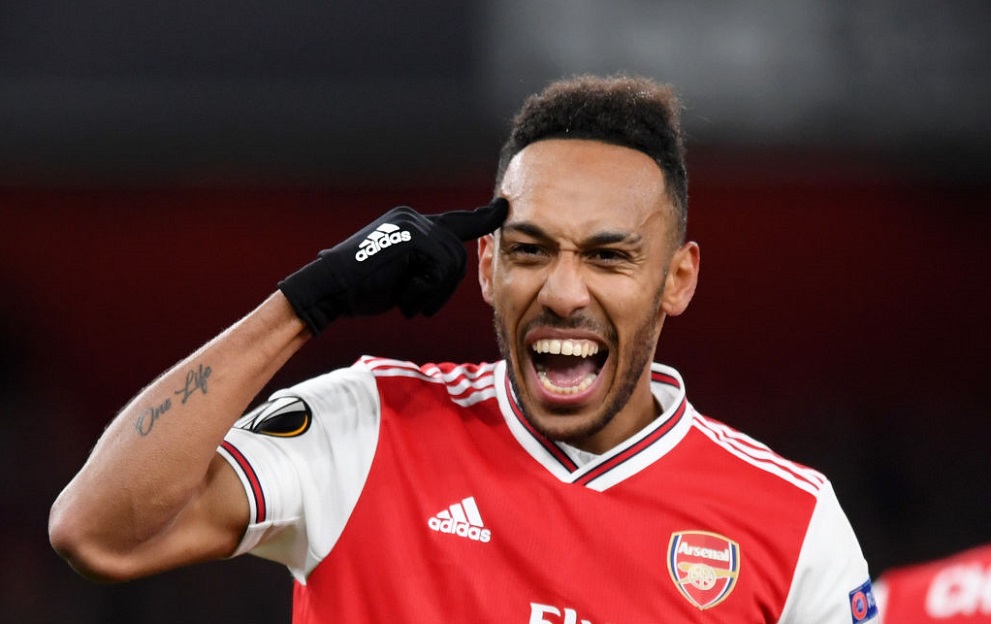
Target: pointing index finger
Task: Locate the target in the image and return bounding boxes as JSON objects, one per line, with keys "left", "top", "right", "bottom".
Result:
{"left": 429, "top": 198, "right": 508, "bottom": 241}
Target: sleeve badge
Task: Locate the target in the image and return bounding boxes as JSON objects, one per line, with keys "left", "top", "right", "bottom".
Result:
{"left": 849, "top": 579, "right": 878, "bottom": 623}
{"left": 237, "top": 396, "right": 312, "bottom": 438}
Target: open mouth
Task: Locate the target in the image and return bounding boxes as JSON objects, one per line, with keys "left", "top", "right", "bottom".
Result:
{"left": 531, "top": 338, "right": 608, "bottom": 395}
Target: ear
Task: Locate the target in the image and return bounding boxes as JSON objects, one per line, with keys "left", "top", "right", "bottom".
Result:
{"left": 661, "top": 241, "right": 700, "bottom": 317}
{"left": 477, "top": 233, "right": 496, "bottom": 306}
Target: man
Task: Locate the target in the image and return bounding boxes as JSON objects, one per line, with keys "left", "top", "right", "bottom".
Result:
{"left": 50, "top": 74, "right": 877, "bottom": 622}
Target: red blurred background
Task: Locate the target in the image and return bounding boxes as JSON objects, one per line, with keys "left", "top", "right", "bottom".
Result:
{"left": 2, "top": 150, "right": 988, "bottom": 621}
{"left": 2, "top": 1, "right": 989, "bottom": 621}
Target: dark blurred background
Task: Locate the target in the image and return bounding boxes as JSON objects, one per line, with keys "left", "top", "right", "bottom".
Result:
{"left": 2, "top": 1, "right": 989, "bottom": 621}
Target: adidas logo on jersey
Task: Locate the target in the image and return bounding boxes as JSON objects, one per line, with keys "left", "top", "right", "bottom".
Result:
{"left": 427, "top": 496, "right": 491, "bottom": 543}
{"left": 355, "top": 223, "right": 412, "bottom": 261}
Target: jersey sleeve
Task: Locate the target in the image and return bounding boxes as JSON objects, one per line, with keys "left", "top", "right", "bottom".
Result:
{"left": 217, "top": 363, "right": 381, "bottom": 582}
{"left": 777, "top": 480, "right": 878, "bottom": 623}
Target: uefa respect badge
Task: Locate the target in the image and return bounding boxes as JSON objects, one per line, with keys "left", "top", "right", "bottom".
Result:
{"left": 667, "top": 530, "right": 741, "bottom": 610}
{"left": 848, "top": 579, "right": 878, "bottom": 623}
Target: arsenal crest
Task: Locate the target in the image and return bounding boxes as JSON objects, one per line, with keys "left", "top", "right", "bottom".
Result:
{"left": 667, "top": 530, "right": 741, "bottom": 610}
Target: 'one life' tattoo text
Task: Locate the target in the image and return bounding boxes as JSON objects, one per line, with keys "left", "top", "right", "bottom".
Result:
{"left": 134, "top": 363, "right": 213, "bottom": 436}
{"left": 174, "top": 363, "right": 212, "bottom": 405}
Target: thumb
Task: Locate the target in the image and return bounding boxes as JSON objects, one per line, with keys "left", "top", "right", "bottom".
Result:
{"left": 428, "top": 197, "right": 508, "bottom": 241}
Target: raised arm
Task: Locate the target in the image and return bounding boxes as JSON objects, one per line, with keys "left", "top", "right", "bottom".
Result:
{"left": 49, "top": 293, "right": 308, "bottom": 581}
{"left": 48, "top": 199, "right": 507, "bottom": 583}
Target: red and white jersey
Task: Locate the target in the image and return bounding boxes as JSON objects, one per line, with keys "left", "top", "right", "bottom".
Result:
{"left": 874, "top": 544, "right": 991, "bottom": 623}
{"left": 220, "top": 358, "right": 876, "bottom": 623}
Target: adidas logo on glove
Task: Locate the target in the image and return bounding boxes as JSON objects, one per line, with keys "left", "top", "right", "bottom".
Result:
{"left": 355, "top": 223, "right": 412, "bottom": 262}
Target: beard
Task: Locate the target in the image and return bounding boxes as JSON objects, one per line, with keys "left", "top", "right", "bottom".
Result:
{"left": 492, "top": 287, "right": 663, "bottom": 446}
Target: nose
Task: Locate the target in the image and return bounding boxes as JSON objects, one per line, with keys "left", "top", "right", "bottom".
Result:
{"left": 537, "top": 252, "right": 591, "bottom": 318}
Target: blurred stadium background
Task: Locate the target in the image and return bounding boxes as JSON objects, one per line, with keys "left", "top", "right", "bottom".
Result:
{"left": 2, "top": 1, "right": 988, "bottom": 621}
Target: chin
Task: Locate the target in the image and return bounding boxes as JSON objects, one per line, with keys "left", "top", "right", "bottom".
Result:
{"left": 526, "top": 406, "right": 612, "bottom": 445}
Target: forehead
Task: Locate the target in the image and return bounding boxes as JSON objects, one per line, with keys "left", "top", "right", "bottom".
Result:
{"left": 498, "top": 139, "right": 671, "bottom": 235}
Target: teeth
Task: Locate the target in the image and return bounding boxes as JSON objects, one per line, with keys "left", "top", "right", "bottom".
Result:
{"left": 531, "top": 339, "right": 599, "bottom": 358}
{"left": 537, "top": 371, "right": 597, "bottom": 394}
{"left": 530, "top": 338, "right": 602, "bottom": 396}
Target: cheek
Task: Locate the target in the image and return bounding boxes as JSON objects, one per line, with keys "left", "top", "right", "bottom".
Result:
{"left": 492, "top": 265, "right": 541, "bottom": 312}
{"left": 490, "top": 289, "right": 527, "bottom": 336}
{"left": 591, "top": 279, "right": 665, "bottom": 334}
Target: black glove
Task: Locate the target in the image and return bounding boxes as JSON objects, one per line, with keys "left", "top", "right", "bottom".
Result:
{"left": 278, "top": 198, "right": 508, "bottom": 335}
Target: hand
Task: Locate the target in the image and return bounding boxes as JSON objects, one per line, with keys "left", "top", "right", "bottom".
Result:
{"left": 278, "top": 198, "right": 508, "bottom": 334}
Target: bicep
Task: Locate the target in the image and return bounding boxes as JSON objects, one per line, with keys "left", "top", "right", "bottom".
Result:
{"left": 172, "top": 453, "right": 251, "bottom": 558}
{"left": 63, "top": 453, "right": 250, "bottom": 583}
{"left": 124, "top": 454, "right": 250, "bottom": 578}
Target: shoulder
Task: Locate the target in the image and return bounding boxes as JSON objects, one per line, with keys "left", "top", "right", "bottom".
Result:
{"left": 269, "top": 356, "right": 495, "bottom": 396}
{"left": 355, "top": 356, "right": 500, "bottom": 407}
{"left": 356, "top": 356, "right": 497, "bottom": 380}
{"left": 688, "top": 412, "right": 829, "bottom": 498}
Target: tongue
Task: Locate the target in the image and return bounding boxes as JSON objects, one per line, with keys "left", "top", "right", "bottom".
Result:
{"left": 541, "top": 354, "right": 598, "bottom": 387}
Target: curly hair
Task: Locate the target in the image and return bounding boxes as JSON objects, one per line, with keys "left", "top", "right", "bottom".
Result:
{"left": 495, "top": 74, "right": 688, "bottom": 241}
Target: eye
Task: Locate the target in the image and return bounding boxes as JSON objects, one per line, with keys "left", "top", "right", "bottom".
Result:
{"left": 586, "top": 248, "right": 631, "bottom": 265}
{"left": 506, "top": 242, "right": 548, "bottom": 262}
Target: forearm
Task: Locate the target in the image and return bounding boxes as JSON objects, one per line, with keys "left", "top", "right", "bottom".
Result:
{"left": 50, "top": 291, "right": 310, "bottom": 570}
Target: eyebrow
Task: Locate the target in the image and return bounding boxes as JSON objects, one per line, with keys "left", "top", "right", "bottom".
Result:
{"left": 501, "top": 221, "right": 643, "bottom": 247}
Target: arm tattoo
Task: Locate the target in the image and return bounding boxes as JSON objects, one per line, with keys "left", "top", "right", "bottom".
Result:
{"left": 134, "top": 363, "right": 213, "bottom": 436}
{"left": 135, "top": 397, "right": 172, "bottom": 436}
{"left": 174, "top": 363, "right": 213, "bottom": 405}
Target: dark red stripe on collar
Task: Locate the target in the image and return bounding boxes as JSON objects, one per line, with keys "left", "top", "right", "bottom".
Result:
{"left": 504, "top": 373, "right": 580, "bottom": 473}
{"left": 575, "top": 397, "right": 687, "bottom": 486}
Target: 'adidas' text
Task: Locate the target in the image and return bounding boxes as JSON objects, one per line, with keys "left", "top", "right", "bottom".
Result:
{"left": 427, "top": 496, "right": 491, "bottom": 543}
{"left": 355, "top": 223, "right": 412, "bottom": 262}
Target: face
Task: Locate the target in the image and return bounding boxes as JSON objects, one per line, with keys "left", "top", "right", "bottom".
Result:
{"left": 478, "top": 139, "right": 699, "bottom": 454}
